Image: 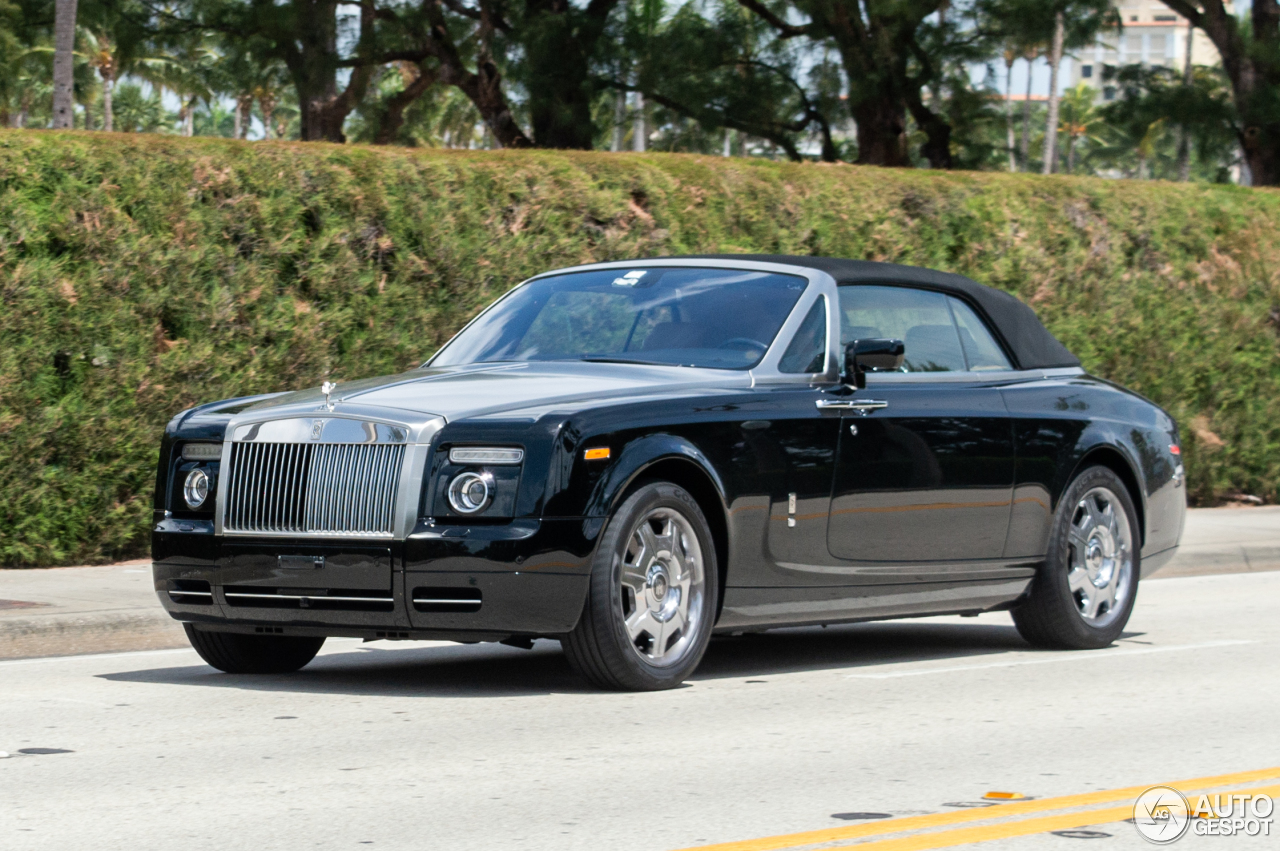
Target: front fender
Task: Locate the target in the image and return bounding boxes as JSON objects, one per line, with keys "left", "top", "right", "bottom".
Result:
{"left": 583, "top": 433, "right": 727, "bottom": 520}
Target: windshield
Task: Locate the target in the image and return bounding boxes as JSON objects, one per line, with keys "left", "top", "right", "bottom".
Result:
{"left": 429, "top": 267, "right": 810, "bottom": 370}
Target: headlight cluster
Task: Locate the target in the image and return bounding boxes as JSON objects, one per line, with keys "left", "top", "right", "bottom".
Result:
{"left": 184, "top": 469, "right": 211, "bottom": 509}
{"left": 447, "top": 471, "right": 494, "bottom": 514}
{"left": 436, "top": 446, "right": 523, "bottom": 519}
{"left": 176, "top": 442, "right": 220, "bottom": 512}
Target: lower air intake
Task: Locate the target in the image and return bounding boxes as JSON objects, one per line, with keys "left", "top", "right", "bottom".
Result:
{"left": 412, "top": 587, "right": 483, "bottom": 613}
{"left": 224, "top": 586, "right": 394, "bottom": 612}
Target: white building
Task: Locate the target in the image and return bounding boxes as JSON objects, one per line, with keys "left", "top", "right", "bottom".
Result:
{"left": 1067, "top": 1, "right": 1230, "bottom": 100}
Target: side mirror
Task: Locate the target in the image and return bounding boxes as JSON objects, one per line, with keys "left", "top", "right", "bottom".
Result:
{"left": 843, "top": 338, "right": 905, "bottom": 389}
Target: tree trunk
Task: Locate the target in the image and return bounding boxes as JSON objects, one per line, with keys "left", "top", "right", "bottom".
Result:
{"left": 257, "top": 92, "right": 278, "bottom": 139}
{"left": 1042, "top": 11, "right": 1064, "bottom": 175}
{"left": 372, "top": 66, "right": 436, "bottom": 145}
{"left": 1175, "top": 19, "right": 1194, "bottom": 181}
{"left": 1066, "top": 134, "right": 1076, "bottom": 173}
{"left": 407, "top": 0, "right": 532, "bottom": 149}
{"left": 524, "top": 40, "right": 594, "bottom": 149}
{"left": 1005, "top": 54, "right": 1016, "bottom": 172}
{"left": 102, "top": 76, "right": 114, "bottom": 132}
{"left": 440, "top": 56, "right": 532, "bottom": 149}
{"left": 851, "top": 95, "right": 909, "bottom": 167}
{"left": 521, "top": 0, "right": 621, "bottom": 149}
{"left": 52, "top": 0, "right": 79, "bottom": 129}
{"left": 1158, "top": 0, "right": 1280, "bottom": 185}
{"left": 182, "top": 99, "right": 195, "bottom": 136}
{"left": 1020, "top": 56, "right": 1034, "bottom": 169}
{"left": 611, "top": 90, "right": 626, "bottom": 152}
{"left": 633, "top": 93, "right": 645, "bottom": 152}
{"left": 906, "top": 92, "right": 953, "bottom": 169}
{"left": 723, "top": 128, "right": 733, "bottom": 157}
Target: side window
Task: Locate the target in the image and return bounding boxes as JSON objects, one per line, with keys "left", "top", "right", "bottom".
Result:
{"left": 778, "top": 298, "right": 827, "bottom": 373}
{"left": 838, "top": 285, "right": 966, "bottom": 372}
{"left": 948, "top": 298, "right": 1012, "bottom": 371}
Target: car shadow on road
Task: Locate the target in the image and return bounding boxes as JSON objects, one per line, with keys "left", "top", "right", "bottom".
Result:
{"left": 99, "top": 639, "right": 591, "bottom": 698}
{"left": 693, "top": 620, "right": 1035, "bottom": 681}
{"left": 96, "top": 618, "right": 1140, "bottom": 697}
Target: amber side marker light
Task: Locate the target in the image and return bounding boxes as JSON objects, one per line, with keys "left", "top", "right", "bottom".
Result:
{"left": 584, "top": 447, "right": 611, "bottom": 460}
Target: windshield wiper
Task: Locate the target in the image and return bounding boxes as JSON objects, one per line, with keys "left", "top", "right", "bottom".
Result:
{"left": 576, "top": 356, "right": 682, "bottom": 367}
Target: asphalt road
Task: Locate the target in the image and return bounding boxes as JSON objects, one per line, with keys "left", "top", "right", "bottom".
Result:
{"left": 3, "top": 569, "right": 1278, "bottom": 851}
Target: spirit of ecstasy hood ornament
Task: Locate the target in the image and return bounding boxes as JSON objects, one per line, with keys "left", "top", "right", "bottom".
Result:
{"left": 321, "top": 381, "right": 335, "bottom": 412}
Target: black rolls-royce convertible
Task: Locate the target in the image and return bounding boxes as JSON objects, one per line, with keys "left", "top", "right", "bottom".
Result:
{"left": 152, "top": 255, "right": 1185, "bottom": 690}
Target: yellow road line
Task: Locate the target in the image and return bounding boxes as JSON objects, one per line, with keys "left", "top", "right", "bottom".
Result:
{"left": 673, "top": 767, "right": 1280, "bottom": 851}
{"left": 828, "top": 784, "right": 1280, "bottom": 851}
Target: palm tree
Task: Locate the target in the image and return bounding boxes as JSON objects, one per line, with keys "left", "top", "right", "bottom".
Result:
{"left": 52, "top": 0, "right": 77, "bottom": 128}
{"left": 130, "top": 39, "right": 217, "bottom": 137}
{"left": 1002, "top": 45, "right": 1017, "bottom": 171}
{"left": 1057, "top": 82, "right": 1107, "bottom": 173}
{"left": 1135, "top": 118, "right": 1166, "bottom": 180}
{"left": 80, "top": 30, "right": 118, "bottom": 131}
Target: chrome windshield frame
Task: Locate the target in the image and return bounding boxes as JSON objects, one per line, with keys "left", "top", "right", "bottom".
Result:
{"left": 422, "top": 259, "right": 841, "bottom": 386}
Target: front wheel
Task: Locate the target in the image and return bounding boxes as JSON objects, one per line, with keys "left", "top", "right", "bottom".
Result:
{"left": 1013, "top": 466, "right": 1141, "bottom": 650}
{"left": 185, "top": 624, "right": 325, "bottom": 674}
{"left": 562, "top": 481, "right": 718, "bottom": 691}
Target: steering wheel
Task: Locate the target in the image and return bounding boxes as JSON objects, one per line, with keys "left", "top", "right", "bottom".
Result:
{"left": 719, "top": 337, "right": 767, "bottom": 353}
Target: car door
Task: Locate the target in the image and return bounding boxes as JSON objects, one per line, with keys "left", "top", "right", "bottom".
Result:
{"left": 825, "top": 285, "right": 1017, "bottom": 573}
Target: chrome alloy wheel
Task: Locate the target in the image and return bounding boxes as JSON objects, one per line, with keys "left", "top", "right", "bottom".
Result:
{"left": 618, "top": 507, "right": 705, "bottom": 667}
{"left": 1065, "top": 486, "right": 1134, "bottom": 628}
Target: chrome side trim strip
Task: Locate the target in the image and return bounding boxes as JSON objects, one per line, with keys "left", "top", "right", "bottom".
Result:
{"left": 224, "top": 593, "right": 395, "bottom": 603}
{"left": 815, "top": 399, "right": 889, "bottom": 411}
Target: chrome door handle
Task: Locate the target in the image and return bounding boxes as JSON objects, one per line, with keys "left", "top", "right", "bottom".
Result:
{"left": 815, "top": 399, "right": 888, "bottom": 412}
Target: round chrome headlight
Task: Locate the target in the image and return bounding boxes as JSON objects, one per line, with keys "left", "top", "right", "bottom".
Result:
{"left": 447, "top": 471, "right": 493, "bottom": 514}
{"left": 183, "top": 469, "right": 210, "bottom": 509}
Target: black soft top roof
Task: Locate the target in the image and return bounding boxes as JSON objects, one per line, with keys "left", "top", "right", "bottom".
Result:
{"left": 668, "top": 254, "right": 1080, "bottom": 371}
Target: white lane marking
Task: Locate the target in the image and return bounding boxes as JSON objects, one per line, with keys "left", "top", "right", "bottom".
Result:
{"left": 845, "top": 640, "right": 1256, "bottom": 679}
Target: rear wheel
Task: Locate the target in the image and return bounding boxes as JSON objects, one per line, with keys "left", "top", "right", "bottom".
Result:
{"left": 184, "top": 624, "right": 325, "bottom": 674}
{"left": 1013, "top": 466, "right": 1140, "bottom": 650}
{"left": 562, "top": 481, "right": 718, "bottom": 691}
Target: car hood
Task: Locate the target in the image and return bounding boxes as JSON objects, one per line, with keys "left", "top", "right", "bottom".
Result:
{"left": 244, "top": 361, "right": 753, "bottom": 422}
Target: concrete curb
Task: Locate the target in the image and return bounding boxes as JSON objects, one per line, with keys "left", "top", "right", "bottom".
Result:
{"left": 0, "top": 610, "right": 187, "bottom": 660}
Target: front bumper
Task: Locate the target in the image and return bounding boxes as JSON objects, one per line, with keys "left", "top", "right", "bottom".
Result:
{"left": 152, "top": 518, "right": 597, "bottom": 641}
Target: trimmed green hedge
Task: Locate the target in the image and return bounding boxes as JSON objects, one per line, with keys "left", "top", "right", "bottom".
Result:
{"left": 2, "top": 130, "right": 1278, "bottom": 566}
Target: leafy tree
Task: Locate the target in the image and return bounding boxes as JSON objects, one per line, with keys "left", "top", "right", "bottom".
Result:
{"left": 1158, "top": 0, "right": 1280, "bottom": 185}
{"left": 169, "top": 0, "right": 376, "bottom": 142}
{"left": 1098, "top": 62, "right": 1237, "bottom": 181}
{"left": 111, "top": 79, "right": 166, "bottom": 131}
{"left": 735, "top": 0, "right": 958, "bottom": 167}
{"left": 619, "top": 0, "right": 839, "bottom": 161}
{"left": 974, "top": 0, "right": 1118, "bottom": 173}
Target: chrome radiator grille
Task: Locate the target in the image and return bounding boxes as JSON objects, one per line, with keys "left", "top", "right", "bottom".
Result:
{"left": 223, "top": 442, "right": 405, "bottom": 536}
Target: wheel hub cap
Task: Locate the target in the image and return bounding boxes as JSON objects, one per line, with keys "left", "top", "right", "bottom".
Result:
{"left": 618, "top": 507, "right": 705, "bottom": 667}
{"left": 1065, "top": 487, "right": 1134, "bottom": 627}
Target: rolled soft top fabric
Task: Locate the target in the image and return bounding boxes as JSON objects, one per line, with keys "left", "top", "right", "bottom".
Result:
{"left": 669, "top": 254, "right": 1081, "bottom": 371}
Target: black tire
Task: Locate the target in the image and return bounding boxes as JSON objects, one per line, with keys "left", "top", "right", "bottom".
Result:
{"left": 562, "top": 481, "right": 719, "bottom": 691}
{"left": 184, "top": 624, "right": 325, "bottom": 674}
{"left": 1013, "top": 466, "right": 1141, "bottom": 650}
